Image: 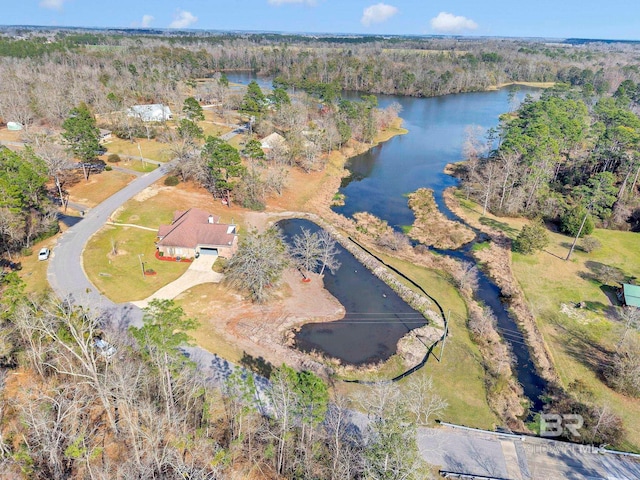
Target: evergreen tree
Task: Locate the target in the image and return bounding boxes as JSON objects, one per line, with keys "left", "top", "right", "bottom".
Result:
{"left": 182, "top": 96, "right": 205, "bottom": 121}
{"left": 201, "top": 136, "right": 246, "bottom": 199}
{"left": 239, "top": 81, "right": 266, "bottom": 115}
{"left": 513, "top": 219, "right": 549, "bottom": 254}
{"left": 62, "top": 103, "right": 101, "bottom": 162}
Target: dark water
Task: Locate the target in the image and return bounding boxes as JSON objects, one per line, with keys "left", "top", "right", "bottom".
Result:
{"left": 334, "top": 89, "right": 533, "bottom": 227}
{"left": 226, "top": 72, "right": 546, "bottom": 411}
{"left": 277, "top": 218, "right": 426, "bottom": 366}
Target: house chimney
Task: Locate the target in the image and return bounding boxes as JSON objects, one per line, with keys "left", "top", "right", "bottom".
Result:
{"left": 208, "top": 215, "right": 214, "bottom": 224}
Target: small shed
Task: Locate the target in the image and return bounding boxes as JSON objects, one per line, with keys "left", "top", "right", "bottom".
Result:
{"left": 622, "top": 284, "right": 640, "bottom": 308}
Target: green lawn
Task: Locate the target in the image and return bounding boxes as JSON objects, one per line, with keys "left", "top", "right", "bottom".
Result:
{"left": 350, "top": 251, "right": 498, "bottom": 430}
{"left": 114, "top": 160, "right": 159, "bottom": 174}
{"left": 513, "top": 227, "right": 640, "bottom": 451}
{"left": 84, "top": 226, "right": 190, "bottom": 303}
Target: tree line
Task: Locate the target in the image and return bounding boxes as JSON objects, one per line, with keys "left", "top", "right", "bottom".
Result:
{"left": 3, "top": 32, "right": 640, "bottom": 132}
{"left": 459, "top": 82, "right": 640, "bottom": 234}
{"left": 0, "top": 276, "right": 446, "bottom": 479}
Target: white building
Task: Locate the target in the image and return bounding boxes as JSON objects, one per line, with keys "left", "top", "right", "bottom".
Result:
{"left": 127, "top": 104, "right": 173, "bottom": 122}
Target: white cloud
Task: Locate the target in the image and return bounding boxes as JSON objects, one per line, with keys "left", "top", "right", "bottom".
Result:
{"left": 430, "top": 12, "right": 478, "bottom": 33}
{"left": 268, "top": 0, "right": 316, "bottom": 5}
{"left": 141, "top": 15, "right": 154, "bottom": 28}
{"left": 361, "top": 3, "right": 398, "bottom": 27}
{"left": 39, "top": 0, "right": 64, "bottom": 10}
{"left": 169, "top": 10, "right": 198, "bottom": 29}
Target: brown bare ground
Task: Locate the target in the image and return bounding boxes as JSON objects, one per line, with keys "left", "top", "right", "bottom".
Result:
{"left": 179, "top": 269, "right": 344, "bottom": 377}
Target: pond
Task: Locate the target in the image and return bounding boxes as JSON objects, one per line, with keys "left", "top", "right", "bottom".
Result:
{"left": 226, "top": 72, "right": 547, "bottom": 412}
{"left": 277, "top": 218, "right": 427, "bottom": 366}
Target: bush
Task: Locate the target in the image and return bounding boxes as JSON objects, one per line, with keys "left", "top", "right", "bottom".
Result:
{"left": 606, "top": 337, "right": 640, "bottom": 397}
{"left": 164, "top": 176, "right": 180, "bottom": 186}
{"left": 581, "top": 236, "right": 601, "bottom": 253}
{"left": 21, "top": 247, "right": 33, "bottom": 257}
{"left": 107, "top": 153, "right": 121, "bottom": 163}
{"left": 375, "top": 231, "right": 410, "bottom": 251}
{"left": 560, "top": 207, "right": 594, "bottom": 237}
{"left": 104, "top": 165, "right": 113, "bottom": 171}
{"left": 512, "top": 219, "right": 549, "bottom": 254}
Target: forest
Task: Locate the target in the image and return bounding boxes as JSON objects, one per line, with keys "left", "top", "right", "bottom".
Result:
{"left": 2, "top": 28, "right": 640, "bottom": 478}
{"left": 459, "top": 81, "right": 640, "bottom": 234}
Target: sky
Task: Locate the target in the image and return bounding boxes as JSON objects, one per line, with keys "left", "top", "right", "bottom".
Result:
{"left": 3, "top": 0, "right": 639, "bottom": 41}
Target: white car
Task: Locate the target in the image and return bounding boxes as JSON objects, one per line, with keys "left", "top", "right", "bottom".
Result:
{"left": 38, "top": 248, "right": 50, "bottom": 261}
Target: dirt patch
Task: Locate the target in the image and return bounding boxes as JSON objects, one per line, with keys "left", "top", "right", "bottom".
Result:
{"left": 182, "top": 269, "right": 344, "bottom": 377}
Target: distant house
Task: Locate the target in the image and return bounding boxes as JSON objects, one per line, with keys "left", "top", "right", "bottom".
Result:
{"left": 260, "top": 132, "right": 287, "bottom": 151}
{"left": 621, "top": 284, "right": 640, "bottom": 308}
{"left": 156, "top": 208, "right": 238, "bottom": 259}
{"left": 127, "top": 104, "right": 173, "bottom": 122}
{"left": 99, "top": 129, "right": 112, "bottom": 143}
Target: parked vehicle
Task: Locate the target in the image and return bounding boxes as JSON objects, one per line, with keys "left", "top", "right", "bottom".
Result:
{"left": 38, "top": 248, "right": 50, "bottom": 261}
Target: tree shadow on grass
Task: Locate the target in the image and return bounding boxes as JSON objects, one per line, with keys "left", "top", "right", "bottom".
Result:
{"left": 556, "top": 320, "right": 613, "bottom": 381}
{"left": 580, "top": 261, "right": 634, "bottom": 286}
{"left": 240, "top": 351, "right": 273, "bottom": 379}
{"left": 479, "top": 217, "right": 519, "bottom": 238}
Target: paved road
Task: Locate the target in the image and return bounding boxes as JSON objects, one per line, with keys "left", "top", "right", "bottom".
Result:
{"left": 46, "top": 148, "right": 640, "bottom": 480}
{"left": 48, "top": 162, "right": 176, "bottom": 327}
{"left": 418, "top": 424, "right": 640, "bottom": 479}
{"left": 46, "top": 160, "right": 247, "bottom": 389}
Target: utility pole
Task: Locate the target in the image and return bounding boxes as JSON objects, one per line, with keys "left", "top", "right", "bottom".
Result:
{"left": 566, "top": 202, "right": 593, "bottom": 261}
{"left": 138, "top": 253, "right": 145, "bottom": 277}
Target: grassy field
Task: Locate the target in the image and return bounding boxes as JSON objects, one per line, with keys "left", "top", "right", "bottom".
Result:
{"left": 84, "top": 226, "right": 190, "bottom": 303}
{"left": 68, "top": 170, "right": 136, "bottom": 207}
{"left": 111, "top": 181, "right": 242, "bottom": 230}
{"left": 112, "top": 159, "right": 159, "bottom": 173}
{"left": 17, "top": 238, "right": 58, "bottom": 295}
{"left": 348, "top": 250, "right": 498, "bottom": 429}
{"left": 105, "top": 138, "right": 172, "bottom": 162}
{"left": 513, "top": 228, "right": 640, "bottom": 451}
{"left": 454, "top": 191, "right": 640, "bottom": 449}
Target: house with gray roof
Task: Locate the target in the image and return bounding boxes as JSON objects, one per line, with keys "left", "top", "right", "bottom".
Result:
{"left": 156, "top": 208, "right": 238, "bottom": 259}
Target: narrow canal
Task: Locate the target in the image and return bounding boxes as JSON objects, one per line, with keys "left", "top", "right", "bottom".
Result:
{"left": 227, "top": 72, "right": 547, "bottom": 413}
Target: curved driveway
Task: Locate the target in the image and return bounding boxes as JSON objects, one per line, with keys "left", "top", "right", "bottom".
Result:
{"left": 48, "top": 162, "right": 176, "bottom": 328}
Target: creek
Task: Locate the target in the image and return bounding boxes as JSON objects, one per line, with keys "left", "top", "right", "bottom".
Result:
{"left": 226, "top": 72, "right": 547, "bottom": 412}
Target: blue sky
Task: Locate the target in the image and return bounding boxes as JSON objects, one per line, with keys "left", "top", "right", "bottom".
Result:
{"left": 4, "top": 0, "right": 638, "bottom": 40}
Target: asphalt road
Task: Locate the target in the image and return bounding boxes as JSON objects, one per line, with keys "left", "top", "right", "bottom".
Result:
{"left": 45, "top": 152, "right": 640, "bottom": 479}
{"left": 418, "top": 424, "right": 640, "bottom": 479}
{"left": 47, "top": 161, "right": 176, "bottom": 328}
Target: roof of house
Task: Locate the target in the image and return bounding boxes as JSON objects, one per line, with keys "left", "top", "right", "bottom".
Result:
{"left": 127, "top": 104, "right": 172, "bottom": 122}
{"left": 623, "top": 284, "right": 640, "bottom": 308}
{"left": 157, "top": 208, "right": 236, "bottom": 249}
{"left": 260, "top": 132, "right": 287, "bottom": 150}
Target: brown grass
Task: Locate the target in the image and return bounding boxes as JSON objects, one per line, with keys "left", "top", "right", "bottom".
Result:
{"left": 407, "top": 188, "right": 474, "bottom": 249}
{"left": 67, "top": 170, "right": 136, "bottom": 208}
